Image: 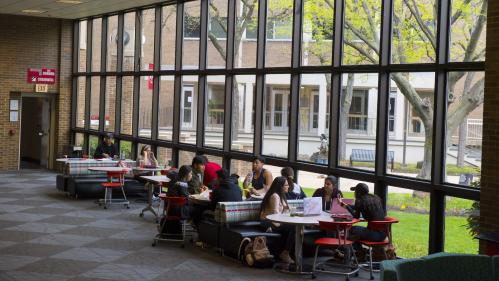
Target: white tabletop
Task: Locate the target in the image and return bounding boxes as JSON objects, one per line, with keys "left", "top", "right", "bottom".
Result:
{"left": 133, "top": 167, "right": 164, "bottom": 172}
{"left": 87, "top": 167, "right": 131, "bottom": 172}
{"left": 140, "top": 175, "right": 170, "bottom": 183}
{"left": 266, "top": 212, "right": 334, "bottom": 225}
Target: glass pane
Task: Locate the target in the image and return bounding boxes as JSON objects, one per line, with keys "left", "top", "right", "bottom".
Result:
{"left": 298, "top": 74, "right": 330, "bottom": 164}
{"left": 121, "top": 76, "right": 134, "bottom": 135}
{"left": 89, "top": 135, "right": 99, "bottom": 157}
{"left": 230, "top": 159, "right": 253, "bottom": 186}
{"left": 205, "top": 75, "right": 225, "bottom": 149}
{"left": 338, "top": 73, "right": 378, "bottom": 171}
{"left": 343, "top": 0, "right": 380, "bottom": 65}
{"left": 140, "top": 9, "right": 155, "bottom": 71}
{"left": 179, "top": 150, "right": 196, "bottom": 167}
{"left": 205, "top": 154, "right": 223, "bottom": 166}
{"left": 263, "top": 74, "right": 290, "bottom": 158}
{"left": 234, "top": 0, "right": 258, "bottom": 68}
{"left": 75, "top": 133, "right": 85, "bottom": 149}
{"left": 158, "top": 75, "right": 175, "bottom": 141}
{"left": 450, "top": 0, "right": 486, "bottom": 62}
{"left": 297, "top": 171, "right": 326, "bottom": 197}
{"left": 90, "top": 77, "right": 100, "bottom": 130}
{"left": 138, "top": 76, "right": 153, "bottom": 138}
{"left": 180, "top": 75, "right": 198, "bottom": 144}
{"left": 78, "top": 20, "right": 87, "bottom": 72}
{"left": 301, "top": 0, "right": 333, "bottom": 66}
{"left": 231, "top": 75, "right": 255, "bottom": 153}
{"left": 91, "top": 18, "right": 102, "bottom": 71}
{"left": 161, "top": 5, "right": 177, "bottom": 70}
{"left": 207, "top": 0, "right": 227, "bottom": 69}
{"left": 76, "top": 77, "right": 86, "bottom": 128}
{"left": 106, "top": 15, "right": 118, "bottom": 72}
{"left": 104, "top": 76, "right": 116, "bottom": 132}
{"left": 445, "top": 71, "right": 483, "bottom": 185}
{"left": 123, "top": 12, "right": 136, "bottom": 72}
{"left": 119, "top": 140, "right": 132, "bottom": 159}
{"left": 392, "top": 0, "right": 436, "bottom": 64}
{"left": 157, "top": 147, "right": 173, "bottom": 168}
{"left": 388, "top": 72, "right": 435, "bottom": 180}
{"left": 265, "top": 0, "right": 293, "bottom": 67}
{"left": 183, "top": 1, "right": 200, "bottom": 69}
{"left": 388, "top": 186, "right": 429, "bottom": 258}
{"left": 444, "top": 197, "right": 478, "bottom": 254}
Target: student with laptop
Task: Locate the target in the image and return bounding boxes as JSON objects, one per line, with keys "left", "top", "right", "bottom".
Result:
{"left": 312, "top": 175, "right": 343, "bottom": 211}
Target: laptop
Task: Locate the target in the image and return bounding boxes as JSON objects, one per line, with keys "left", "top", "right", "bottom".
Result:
{"left": 303, "top": 197, "right": 322, "bottom": 216}
{"left": 330, "top": 198, "right": 354, "bottom": 218}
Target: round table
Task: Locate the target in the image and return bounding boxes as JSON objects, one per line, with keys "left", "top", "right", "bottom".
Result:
{"left": 266, "top": 212, "right": 334, "bottom": 274}
{"left": 139, "top": 175, "right": 171, "bottom": 219}
{"left": 133, "top": 167, "right": 165, "bottom": 173}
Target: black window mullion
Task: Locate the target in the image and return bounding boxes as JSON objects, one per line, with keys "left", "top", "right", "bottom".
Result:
{"left": 117, "top": 14, "right": 124, "bottom": 73}
{"left": 71, "top": 22, "right": 79, "bottom": 130}
{"left": 223, "top": 0, "right": 236, "bottom": 156}
{"left": 99, "top": 17, "right": 108, "bottom": 133}
{"left": 225, "top": 0, "right": 235, "bottom": 70}
{"left": 152, "top": 6, "right": 162, "bottom": 141}
{"left": 254, "top": 0, "right": 267, "bottom": 156}
{"left": 84, "top": 20, "right": 92, "bottom": 131}
{"left": 132, "top": 11, "right": 142, "bottom": 139}
{"left": 198, "top": 0, "right": 209, "bottom": 148}
{"left": 288, "top": 0, "right": 302, "bottom": 163}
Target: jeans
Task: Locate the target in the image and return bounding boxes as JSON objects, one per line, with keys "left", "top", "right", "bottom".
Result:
{"left": 350, "top": 226, "right": 386, "bottom": 251}
{"left": 261, "top": 220, "right": 295, "bottom": 253}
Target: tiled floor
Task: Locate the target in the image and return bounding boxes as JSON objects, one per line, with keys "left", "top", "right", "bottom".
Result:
{"left": 0, "top": 169, "right": 379, "bottom": 281}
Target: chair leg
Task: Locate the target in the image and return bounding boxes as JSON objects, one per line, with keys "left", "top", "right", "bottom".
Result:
{"left": 368, "top": 247, "right": 374, "bottom": 280}
{"left": 312, "top": 246, "right": 320, "bottom": 272}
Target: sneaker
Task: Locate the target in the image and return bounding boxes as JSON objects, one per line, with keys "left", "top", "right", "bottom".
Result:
{"left": 279, "top": 252, "right": 295, "bottom": 264}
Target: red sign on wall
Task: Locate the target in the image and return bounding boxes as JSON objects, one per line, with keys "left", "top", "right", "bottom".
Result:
{"left": 148, "top": 63, "right": 154, "bottom": 90}
{"left": 27, "top": 68, "right": 56, "bottom": 84}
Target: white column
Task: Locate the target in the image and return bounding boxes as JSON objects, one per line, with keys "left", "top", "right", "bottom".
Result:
{"left": 318, "top": 82, "right": 327, "bottom": 136}
{"left": 244, "top": 83, "right": 253, "bottom": 133}
{"left": 394, "top": 91, "right": 405, "bottom": 140}
{"left": 368, "top": 88, "right": 377, "bottom": 136}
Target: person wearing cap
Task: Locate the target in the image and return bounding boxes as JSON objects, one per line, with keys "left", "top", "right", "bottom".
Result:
{"left": 210, "top": 169, "right": 243, "bottom": 210}
{"left": 313, "top": 175, "right": 343, "bottom": 210}
{"left": 339, "top": 183, "right": 386, "bottom": 243}
{"left": 93, "top": 133, "right": 118, "bottom": 159}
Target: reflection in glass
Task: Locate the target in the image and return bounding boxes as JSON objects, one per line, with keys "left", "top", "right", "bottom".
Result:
{"left": 123, "top": 12, "right": 136, "bottom": 71}
{"left": 183, "top": 1, "right": 200, "bottom": 69}
{"left": 140, "top": 9, "right": 155, "bottom": 71}
{"left": 445, "top": 72, "right": 483, "bottom": 185}
{"left": 78, "top": 20, "right": 87, "bottom": 72}
{"left": 91, "top": 18, "right": 102, "bottom": 71}
{"left": 180, "top": 76, "right": 198, "bottom": 144}
{"left": 265, "top": 0, "right": 293, "bottom": 67}
{"left": 138, "top": 76, "right": 152, "bottom": 138}
{"left": 104, "top": 76, "right": 116, "bottom": 132}
{"left": 338, "top": 73, "right": 378, "bottom": 171}
{"left": 298, "top": 74, "right": 331, "bottom": 164}
{"left": 231, "top": 75, "right": 255, "bottom": 153}
{"left": 158, "top": 76, "right": 175, "bottom": 141}
{"left": 204, "top": 75, "right": 225, "bottom": 149}
{"left": 76, "top": 77, "right": 86, "bottom": 128}
{"left": 343, "top": 0, "right": 380, "bottom": 65}
{"left": 90, "top": 77, "right": 100, "bottom": 130}
{"left": 121, "top": 76, "right": 134, "bottom": 135}
{"left": 450, "top": 0, "right": 486, "bottom": 62}
{"left": 301, "top": 0, "right": 333, "bottom": 66}
{"left": 388, "top": 72, "right": 435, "bottom": 180}
{"left": 161, "top": 5, "right": 177, "bottom": 70}
{"left": 262, "top": 74, "right": 290, "bottom": 158}
{"left": 234, "top": 0, "right": 258, "bottom": 68}
{"left": 107, "top": 16, "right": 118, "bottom": 72}
{"left": 392, "top": 0, "right": 436, "bottom": 64}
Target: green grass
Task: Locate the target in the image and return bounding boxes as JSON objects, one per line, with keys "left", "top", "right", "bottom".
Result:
{"left": 339, "top": 160, "right": 480, "bottom": 176}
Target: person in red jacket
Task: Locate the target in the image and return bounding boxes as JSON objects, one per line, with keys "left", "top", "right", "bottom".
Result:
{"left": 201, "top": 155, "right": 222, "bottom": 188}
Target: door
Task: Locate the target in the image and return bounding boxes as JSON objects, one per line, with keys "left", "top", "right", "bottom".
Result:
{"left": 39, "top": 98, "right": 51, "bottom": 167}
{"left": 271, "top": 89, "right": 289, "bottom": 131}
{"left": 181, "top": 85, "right": 194, "bottom": 129}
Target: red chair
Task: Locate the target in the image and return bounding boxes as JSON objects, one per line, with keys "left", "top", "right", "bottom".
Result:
{"left": 312, "top": 219, "right": 360, "bottom": 281}
{"left": 99, "top": 170, "right": 129, "bottom": 209}
{"left": 153, "top": 195, "right": 191, "bottom": 247}
{"left": 359, "top": 216, "right": 399, "bottom": 280}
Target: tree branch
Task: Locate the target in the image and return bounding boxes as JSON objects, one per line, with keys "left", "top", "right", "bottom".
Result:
{"left": 344, "top": 40, "right": 377, "bottom": 63}
{"left": 463, "top": 0, "right": 487, "bottom": 62}
{"left": 404, "top": 0, "right": 436, "bottom": 51}
{"left": 344, "top": 20, "right": 380, "bottom": 55}
{"left": 451, "top": 0, "right": 472, "bottom": 25}
{"left": 361, "top": 0, "right": 380, "bottom": 48}
{"left": 392, "top": 73, "right": 432, "bottom": 127}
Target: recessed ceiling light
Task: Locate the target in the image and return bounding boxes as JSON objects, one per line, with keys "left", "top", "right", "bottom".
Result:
{"left": 21, "top": 9, "right": 47, "bottom": 13}
{"left": 56, "top": 0, "right": 83, "bottom": 4}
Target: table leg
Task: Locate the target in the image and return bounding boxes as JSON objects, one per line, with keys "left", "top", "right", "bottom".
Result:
{"left": 295, "top": 225, "right": 304, "bottom": 272}
{"left": 140, "top": 182, "right": 158, "bottom": 218}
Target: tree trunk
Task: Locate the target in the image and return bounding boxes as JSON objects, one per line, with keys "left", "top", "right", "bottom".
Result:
{"left": 457, "top": 119, "right": 467, "bottom": 167}
{"left": 339, "top": 74, "right": 355, "bottom": 162}
{"left": 417, "top": 126, "right": 433, "bottom": 179}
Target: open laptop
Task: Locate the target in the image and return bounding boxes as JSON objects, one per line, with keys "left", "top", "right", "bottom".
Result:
{"left": 330, "top": 198, "right": 354, "bottom": 218}
{"left": 303, "top": 197, "right": 322, "bottom": 216}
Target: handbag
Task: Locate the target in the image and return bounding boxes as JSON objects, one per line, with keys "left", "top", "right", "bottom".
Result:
{"left": 239, "top": 236, "right": 275, "bottom": 268}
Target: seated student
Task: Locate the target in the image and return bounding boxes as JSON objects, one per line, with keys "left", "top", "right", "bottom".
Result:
{"left": 210, "top": 169, "right": 243, "bottom": 210}
{"left": 339, "top": 183, "right": 386, "bottom": 244}
{"left": 93, "top": 133, "right": 118, "bottom": 159}
{"left": 281, "top": 167, "right": 306, "bottom": 200}
{"left": 200, "top": 155, "right": 222, "bottom": 188}
{"left": 166, "top": 165, "right": 192, "bottom": 218}
{"left": 242, "top": 156, "right": 273, "bottom": 197}
{"left": 188, "top": 156, "right": 208, "bottom": 195}
{"left": 313, "top": 175, "right": 343, "bottom": 211}
{"left": 259, "top": 177, "right": 295, "bottom": 264}
{"left": 136, "top": 145, "right": 158, "bottom": 168}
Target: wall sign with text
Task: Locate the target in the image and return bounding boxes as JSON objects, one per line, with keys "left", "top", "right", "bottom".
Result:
{"left": 27, "top": 68, "right": 56, "bottom": 84}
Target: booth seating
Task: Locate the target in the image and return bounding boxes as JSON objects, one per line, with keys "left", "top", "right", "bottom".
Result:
{"left": 381, "top": 252, "right": 499, "bottom": 281}
{"left": 198, "top": 200, "right": 307, "bottom": 259}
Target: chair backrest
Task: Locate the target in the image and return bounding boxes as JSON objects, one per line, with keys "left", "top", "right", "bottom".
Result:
{"left": 319, "top": 219, "right": 360, "bottom": 246}
{"left": 107, "top": 170, "right": 127, "bottom": 185}
{"left": 165, "top": 196, "right": 187, "bottom": 207}
{"left": 160, "top": 167, "right": 177, "bottom": 176}
{"left": 367, "top": 216, "right": 399, "bottom": 242}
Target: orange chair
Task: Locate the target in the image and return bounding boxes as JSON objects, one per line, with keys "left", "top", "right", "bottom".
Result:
{"left": 359, "top": 216, "right": 399, "bottom": 280}
{"left": 312, "top": 219, "right": 360, "bottom": 281}
{"left": 99, "top": 170, "right": 129, "bottom": 209}
{"left": 153, "top": 195, "right": 191, "bottom": 247}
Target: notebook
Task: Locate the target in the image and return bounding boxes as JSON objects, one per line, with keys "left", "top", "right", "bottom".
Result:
{"left": 303, "top": 197, "right": 322, "bottom": 216}
{"left": 330, "top": 198, "right": 354, "bottom": 217}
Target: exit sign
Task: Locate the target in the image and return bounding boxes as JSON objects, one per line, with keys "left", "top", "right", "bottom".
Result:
{"left": 35, "top": 84, "right": 48, "bottom": 93}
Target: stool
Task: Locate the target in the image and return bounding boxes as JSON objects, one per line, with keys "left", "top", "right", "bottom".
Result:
{"left": 98, "top": 170, "right": 129, "bottom": 209}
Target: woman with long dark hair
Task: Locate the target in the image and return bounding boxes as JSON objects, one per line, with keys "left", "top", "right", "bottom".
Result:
{"left": 259, "top": 176, "right": 295, "bottom": 264}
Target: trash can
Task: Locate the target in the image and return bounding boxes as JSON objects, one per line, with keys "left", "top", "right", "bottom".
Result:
{"left": 476, "top": 231, "right": 499, "bottom": 256}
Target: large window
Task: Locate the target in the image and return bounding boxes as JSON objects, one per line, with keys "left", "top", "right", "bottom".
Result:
{"left": 72, "top": 0, "right": 486, "bottom": 255}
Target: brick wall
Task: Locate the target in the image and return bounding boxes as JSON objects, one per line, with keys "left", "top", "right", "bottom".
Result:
{"left": 0, "top": 14, "right": 73, "bottom": 170}
{"left": 480, "top": 0, "right": 499, "bottom": 252}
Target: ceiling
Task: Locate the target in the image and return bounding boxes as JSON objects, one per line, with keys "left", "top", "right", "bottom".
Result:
{"left": 0, "top": 0, "right": 173, "bottom": 19}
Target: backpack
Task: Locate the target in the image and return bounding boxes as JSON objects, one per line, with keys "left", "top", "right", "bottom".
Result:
{"left": 239, "top": 236, "right": 274, "bottom": 268}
